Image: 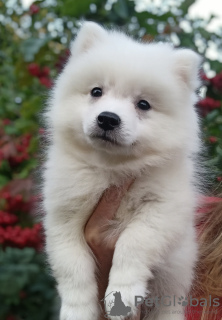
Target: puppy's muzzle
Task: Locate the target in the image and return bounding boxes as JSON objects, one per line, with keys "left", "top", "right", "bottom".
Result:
{"left": 97, "top": 112, "right": 121, "bottom": 131}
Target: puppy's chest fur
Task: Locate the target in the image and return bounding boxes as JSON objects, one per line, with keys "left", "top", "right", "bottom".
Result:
{"left": 56, "top": 164, "right": 154, "bottom": 230}
{"left": 115, "top": 186, "right": 155, "bottom": 219}
{"left": 105, "top": 187, "right": 155, "bottom": 237}
{"left": 82, "top": 173, "right": 158, "bottom": 236}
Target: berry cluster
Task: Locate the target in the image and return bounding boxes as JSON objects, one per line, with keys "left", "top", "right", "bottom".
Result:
{"left": 210, "top": 72, "right": 222, "bottom": 92}
{"left": 198, "top": 72, "right": 222, "bottom": 116}
{"left": 197, "top": 97, "right": 221, "bottom": 117}
{"left": 2, "top": 192, "right": 31, "bottom": 213}
{"left": 0, "top": 133, "right": 31, "bottom": 168}
{"left": 0, "top": 191, "right": 43, "bottom": 250}
{"left": 0, "top": 210, "right": 18, "bottom": 225}
{"left": 28, "top": 63, "right": 52, "bottom": 88}
{"left": 0, "top": 223, "right": 43, "bottom": 250}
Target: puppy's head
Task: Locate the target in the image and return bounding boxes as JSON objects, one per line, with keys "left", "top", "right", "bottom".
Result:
{"left": 48, "top": 22, "right": 202, "bottom": 167}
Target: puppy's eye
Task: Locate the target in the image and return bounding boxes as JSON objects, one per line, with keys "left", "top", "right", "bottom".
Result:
{"left": 137, "top": 100, "right": 151, "bottom": 111}
{"left": 91, "top": 87, "right": 102, "bottom": 97}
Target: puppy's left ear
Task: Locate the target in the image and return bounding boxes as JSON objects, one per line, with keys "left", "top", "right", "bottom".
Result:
{"left": 174, "top": 49, "right": 202, "bottom": 90}
{"left": 70, "top": 22, "right": 107, "bottom": 57}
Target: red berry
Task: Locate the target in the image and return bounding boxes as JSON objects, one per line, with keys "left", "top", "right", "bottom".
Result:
{"left": 209, "top": 136, "right": 217, "bottom": 143}
{"left": 210, "top": 72, "right": 222, "bottom": 92}
{"left": 30, "top": 4, "right": 39, "bottom": 15}
{"left": 28, "top": 63, "right": 40, "bottom": 77}
{"left": 197, "top": 98, "right": 221, "bottom": 116}
{"left": 2, "top": 192, "right": 10, "bottom": 200}
{"left": 16, "top": 145, "right": 24, "bottom": 152}
{"left": 3, "top": 119, "right": 11, "bottom": 125}
{"left": 39, "top": 77, "right": 53, "bottom": 88}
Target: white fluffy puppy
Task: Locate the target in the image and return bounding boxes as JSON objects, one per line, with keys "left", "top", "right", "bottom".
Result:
{"left": 43, "top": 22, "right": 202, "bottom": 320}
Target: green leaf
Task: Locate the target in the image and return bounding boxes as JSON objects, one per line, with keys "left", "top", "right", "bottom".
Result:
{"left": 216, "top": 145, "right": 222, "bottom": 156}
{"left": 216, "top": 116, "right": 222, "bottom": 124}
{"left": 113, "top": 0, "right": 129, "bottom": 20}
{"left": 179, "top": 0, "right": 196, "bottom": 14}
{"left": 59, "top": 0, "right": 92, "bottom": 17}
{"left": 4, "top": 124, "right": 20, "bottom": 135}
{"left": 205, "top": 109, "right": 220, "bottom": 122}
{"left": 208, "top": 59, "right": 222, "bottom": 73}
{"left": 20, "top": 38, "right": 51, "bottom": 62}
{"left": 206, "top": 156, "right": 220, "bottom": 166}
{"left": 0, "top": 174, "right": 10, "bottom": 187}
{"left": 16, "top": 159, "right": 38, "bottom": 179}
{"left": 0, "top": 160, "right": 10, "bottom": 173}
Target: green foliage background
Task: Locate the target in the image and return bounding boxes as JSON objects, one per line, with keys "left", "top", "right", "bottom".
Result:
{"left": 0, "top": 0, "right": 221, "bottom": 319}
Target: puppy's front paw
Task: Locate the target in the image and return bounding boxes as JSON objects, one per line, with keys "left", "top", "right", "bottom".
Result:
{"left": 60, "top": 302, "right": 99, "bottom": 320}
{"left": 104, "top": 283, "right": 147, "bottom": 320}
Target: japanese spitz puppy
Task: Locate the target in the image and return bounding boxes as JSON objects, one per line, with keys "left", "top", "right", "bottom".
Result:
{"left": 43, "top": 22, "right": 202, "bottom": 320}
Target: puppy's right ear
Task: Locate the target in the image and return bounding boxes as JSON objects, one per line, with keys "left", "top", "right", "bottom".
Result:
{"left": 71, "top": 22, "right": 106, "bottom": 56}
{"left": 173, "top": 49, "right": 202, "bottom": 90}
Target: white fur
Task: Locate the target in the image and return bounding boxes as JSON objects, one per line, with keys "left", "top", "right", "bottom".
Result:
{"left": 43, "top": 22, "right": 202, "bottom": 320}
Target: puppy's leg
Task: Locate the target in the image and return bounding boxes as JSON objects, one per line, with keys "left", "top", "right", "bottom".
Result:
{"left": 105, "top": 201, "right": 195, "bottom": 320}
{"left": 146, "top": 229, "right": 197, "bottom": 320}
{"left": 45, "top": 217, "right": 99, "bottom": 320}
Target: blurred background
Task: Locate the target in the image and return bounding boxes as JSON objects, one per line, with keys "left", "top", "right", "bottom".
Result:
{"left": 0, "top": 0, "right": 222, "bottom": 319}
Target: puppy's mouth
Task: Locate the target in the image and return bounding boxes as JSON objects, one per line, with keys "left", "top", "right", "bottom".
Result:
{"left": 91, "top": 134, "right": 120, "bottom": 146}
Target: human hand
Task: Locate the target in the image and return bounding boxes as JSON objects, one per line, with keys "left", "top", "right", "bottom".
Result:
{"left": 85, "top": 180, "right": 141, "bottom": 320}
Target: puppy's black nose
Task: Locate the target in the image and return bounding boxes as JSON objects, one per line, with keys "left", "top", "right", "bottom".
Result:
{"left": 97, "top": 112, "right": 121, "bottom": 131}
